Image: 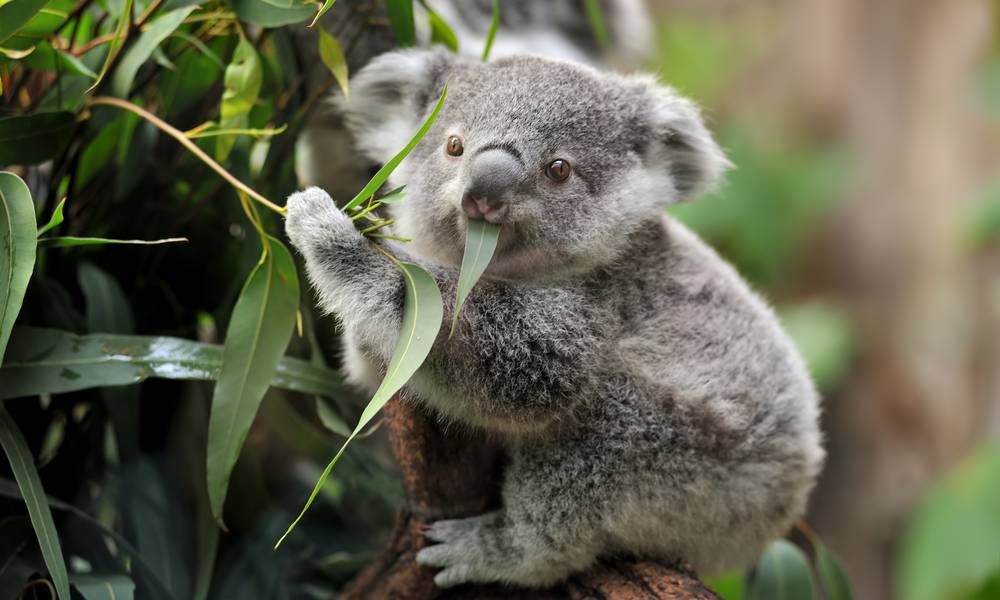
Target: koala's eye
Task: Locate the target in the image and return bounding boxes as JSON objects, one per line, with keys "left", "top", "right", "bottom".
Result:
{"left": 446, "top": 135, "right": 464, "bottom": 157}
{"left": 546, "top": 159, "right": 572, "bottom": 182}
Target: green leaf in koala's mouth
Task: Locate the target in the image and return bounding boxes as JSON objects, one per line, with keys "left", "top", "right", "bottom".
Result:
{"left": 450, "top": 220, "right": 501, "bottom": 338}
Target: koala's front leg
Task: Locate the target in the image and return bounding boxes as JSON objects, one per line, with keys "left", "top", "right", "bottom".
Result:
{"left": 284, "top": 187, "right": 405, "bottom": 357}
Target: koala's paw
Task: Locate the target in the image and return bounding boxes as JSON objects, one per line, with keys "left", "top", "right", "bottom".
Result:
{"left": 284, "top": 187, "right": 359, "bottom": 255}
{"left": 416, "top": 512, "right": 511, "bottom": 588}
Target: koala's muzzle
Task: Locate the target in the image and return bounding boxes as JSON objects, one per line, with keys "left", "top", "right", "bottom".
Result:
{"left": 462, "top": 148, "right": 524, "bottom": 223}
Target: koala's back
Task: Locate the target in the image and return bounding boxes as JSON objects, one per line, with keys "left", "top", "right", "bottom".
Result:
{"left": 508, "top": 215, "right": 824, "bottom": 574}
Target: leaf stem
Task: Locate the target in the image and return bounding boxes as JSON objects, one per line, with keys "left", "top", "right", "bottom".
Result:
{"left": 88, "top": 96, "right": 286, "bottom": 216}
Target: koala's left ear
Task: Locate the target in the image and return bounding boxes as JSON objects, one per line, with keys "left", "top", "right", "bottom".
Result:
{"left": 635, "top": 78, "right": 731, "bottom": 201}
{"left": 340, "top": 48, "right": 456, "bottom": 165}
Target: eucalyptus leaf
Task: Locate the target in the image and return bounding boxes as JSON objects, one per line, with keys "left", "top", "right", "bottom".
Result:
{"left": 897, "top": 444, "right": 1000, "bottom": 600}
{"left": 89, "top": 0, "right": 133, "bottom": 91}
{"left": 217, "top": 35, "right": 263, "bottom": 161}
{"left": 481, "top": 0, "right": 499, "bottom": 61}
{"left": 229, "top": 0, "right": 313, "bottom": 28}
{"left": 0, "top": 327, "right": 346, "bottom": 400}
{"left": 206, "top": 235, "right": 299, "bottom": 524}
{"left": 317, "top": 28, "right": 348, "bottom": 98}
{"left": 343, "top": 83, "right": 448, "bottom": 211}
{"left": 815, "top": 543, "right": 853, "bottom": 600}
{"left": 37, "top": 236, "right": 188, "bottom": 248}
{"left": 450, "top": 219, "right": 499, "bottom": 336}
{"left": 0, "top": 172, "right": 36, "bottom": 364}
{"left": 22, "top": 41, "right": 97, "bottom": 79}
{"left": 310, "top": 0, "right": 335, "bottom": 26}
{"left": 111, "top": 6, "right": 197, "bottom": 98}
{"left": 0, "top": 112, "right": 75, "bottom": 166}
{"left": 422, "top": 0, "right": 458, "bottom": 52}
{"left": 277, "top": 261, "right": 443, "bottom": 547}
{"left": 385, "top": 0, "right": 416, "bottom": 46}
{"left": 376, "top": 185, "right": 406, "bottom": 204}
{"left": 0, "top": 0, "right": 50, "bottom": 44}
{"left": 36, "top": 198, "right": 65, "bottom": 237}
{"left": 745, "top": 540, "right": 814, "bottom": 600}
{"left": 0, "top": 479, "right": 175, "bottom": 600}
{"left": 0, "top": 405, "right": 71, "bottom": 600}
{"left": 583, "top": 0, "right": 611, "bottom": 51}
{"left": 72, "top": 574, "right": 136, "bottom": 600}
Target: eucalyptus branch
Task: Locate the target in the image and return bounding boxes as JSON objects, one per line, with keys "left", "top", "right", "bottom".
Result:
{"left": 88, "top": 96, "right": 286, "bottom": 216}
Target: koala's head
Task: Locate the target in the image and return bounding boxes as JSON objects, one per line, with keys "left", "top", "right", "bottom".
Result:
{"left": 341, "top": 49, "right": 728, "bottom": 279}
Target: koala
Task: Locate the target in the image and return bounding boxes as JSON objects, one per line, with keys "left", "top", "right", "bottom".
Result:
{"left": 284, "top": 49, "right": 825, "bottom": 589}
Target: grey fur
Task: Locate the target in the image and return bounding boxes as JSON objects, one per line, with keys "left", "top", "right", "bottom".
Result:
{"left": 285, "top": 50, "right": 824, "bottom": 589}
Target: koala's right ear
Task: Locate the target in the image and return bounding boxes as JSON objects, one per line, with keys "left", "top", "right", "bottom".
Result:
{"left": 339, "top": 48, "right": 455, "bottom": 165}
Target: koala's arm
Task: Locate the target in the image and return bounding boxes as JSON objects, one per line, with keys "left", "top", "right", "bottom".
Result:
{"left": 284, "top": 188, "right": 599, "bottom": 428}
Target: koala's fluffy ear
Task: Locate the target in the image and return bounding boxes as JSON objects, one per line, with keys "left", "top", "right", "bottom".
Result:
{"left": 339, "top": 48, "right": 455, "bottom": 165}
{"left": 636, "top": 78, "right": 731, "bottom": 201}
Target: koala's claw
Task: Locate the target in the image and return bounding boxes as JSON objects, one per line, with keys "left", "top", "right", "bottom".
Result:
{"left": 416, "top": 513, "right": 504, "bottom": 588}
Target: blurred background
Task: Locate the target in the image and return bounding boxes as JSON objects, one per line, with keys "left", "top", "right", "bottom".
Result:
{"left": 1, "top": 0, "right": 998, "bottom": 599}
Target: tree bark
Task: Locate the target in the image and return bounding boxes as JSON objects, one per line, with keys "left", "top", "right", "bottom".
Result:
{"left": 340, "top": 398, "right": 721, "bottom": 600}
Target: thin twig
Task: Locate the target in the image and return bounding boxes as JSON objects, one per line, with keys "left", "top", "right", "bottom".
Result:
{"left": 88, "top": 96, "right": 286, "bottom": 215}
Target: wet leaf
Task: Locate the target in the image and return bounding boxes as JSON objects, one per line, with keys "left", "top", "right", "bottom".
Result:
{"left": 0, "top": 172, "right": 36, "bottom": 364}
{"left": 277, "top": 261, "right": 443, "bottom": 547}
{"left": 111, "top": 7, "right": 196, "bottom": 98}
{"left": 206, "top": 236, "right": 299, "bottom": 524}
{"left": 745, "top": 540, "right": 814, "bottom": 600}
{"left": 0, "top": 327, "right": 346, "bottom": 400}
{"left": 0, "top": 405, "right": 71, "bottom": 600}
{"left": 317, "top": 28, "right": 349, "bottom": 98}
{"left": 450, "top": 219, "right": 499, "bottom": 336}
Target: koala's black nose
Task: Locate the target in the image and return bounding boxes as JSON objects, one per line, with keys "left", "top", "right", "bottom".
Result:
{"left": 462, "top": 148, "right": 523, "bottom": 223}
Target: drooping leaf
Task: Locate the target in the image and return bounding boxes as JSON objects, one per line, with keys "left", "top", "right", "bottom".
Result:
{"left": 745, "top": 540, "right": 814, "bottom": 600}
{"left": 217, "top": 35, "right": 263, "bottom": 161}
{"left": 385, "top": 0, "right": 415, "bottom": 46}
{"left": 0, "top": 112, "right": 75, "bottom": 166}
{"left": 897, "top": 444, "right": 1000, "bottom": 600}
{"left": 0, "top": 327, "right": 346, "bottom": 400}
{"left": 0, "top": 172, "right": 36, "bottom": 364}
{"left": 0, "top": 405, "right": 71, "bottom": 600}
{"left": 317, "top": 28, "right": 349, "bottom": 98}
{"left": 481, "top": 0, "right": 499, "bottom": 61}
{"left": 450, "top": 219, "right": 499, "bottom": 336}
{"left": 422, "top": 0, "right": 458, "bottom": 52}
{"left": 36, "top": 198, "right": 65, "bottom": 237}
{"left": 89, "top": 0, "right": 134, "bottom": 91}
{"left": 37, "top": 236, "right": 188, "bottom": 248}
{"left": 111, "top": 6, "right": 196, "bottom": 97}
{"left": 0, "top": 0, "right": 50, "bottom": 44}
{"left": 277, "top": 261, "right": 443, "bottom": 547}
{"left": 206, "top": 236, "right": 299, "bottom": 524}
{"left": 343, "top": 83, "right": 447, "bottom": 211}
{"left": 815, "top": 543, "right": 853, "bottom": 600}
{"left": 72, "top": 575, "right": 136, "bottom": 600}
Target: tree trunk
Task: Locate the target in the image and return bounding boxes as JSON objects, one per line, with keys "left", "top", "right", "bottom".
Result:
{"left": 339, "top": 398, "right": 721, "bottom": 600}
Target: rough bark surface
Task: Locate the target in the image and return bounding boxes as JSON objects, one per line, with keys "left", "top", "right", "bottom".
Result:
{"left": 340, "top": 398, "right": 721, "bottom": 600}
